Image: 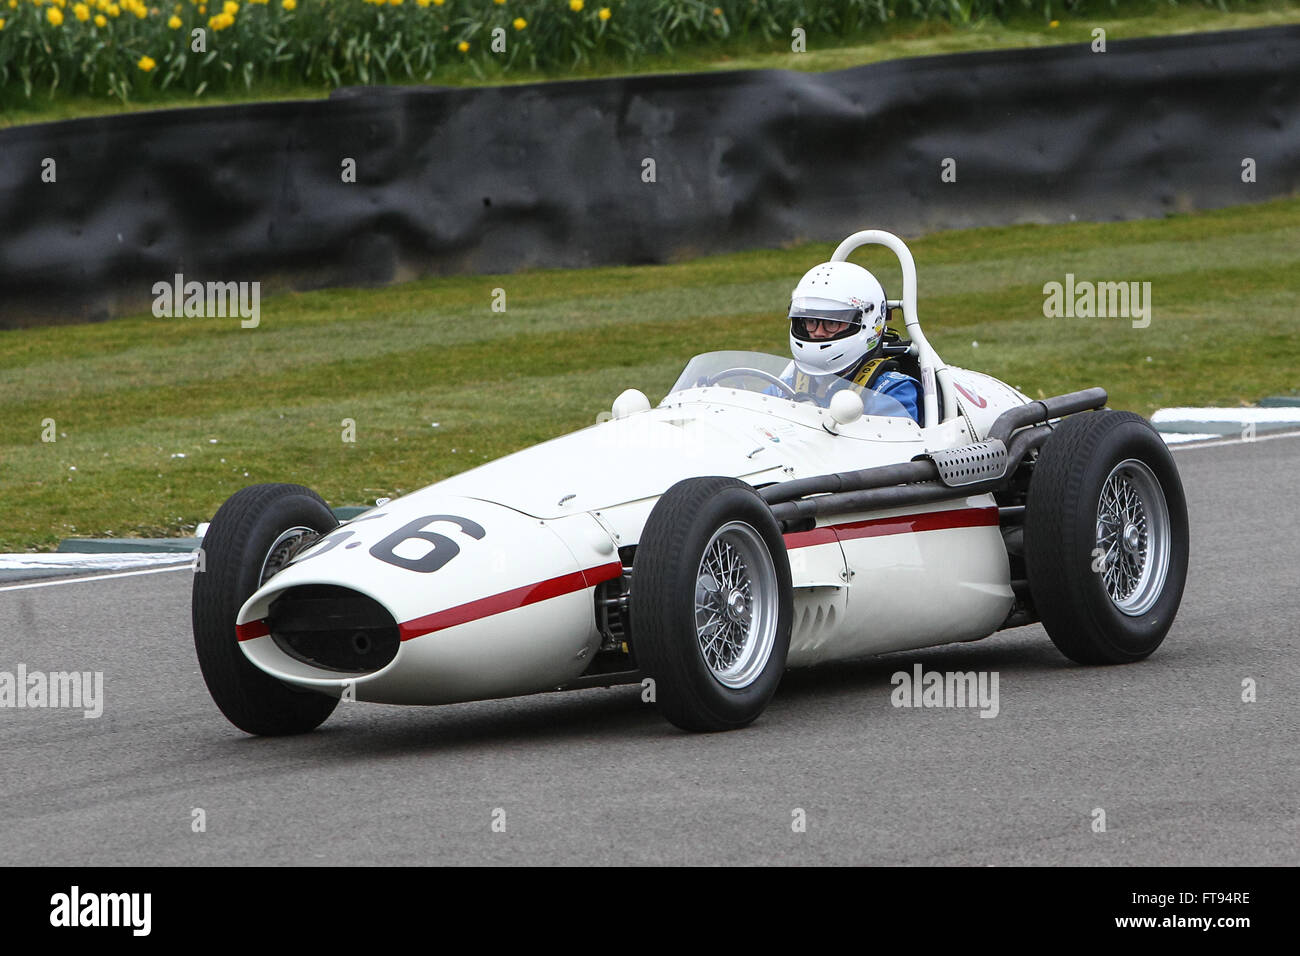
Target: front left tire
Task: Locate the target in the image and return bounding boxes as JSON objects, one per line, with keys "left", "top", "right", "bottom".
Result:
{"left": 630, "top": 477, "right": 793, "bottom": 732}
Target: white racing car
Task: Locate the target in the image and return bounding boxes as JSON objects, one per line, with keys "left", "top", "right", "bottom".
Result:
{"left": 193, "top": 231, "right": 1189, "bottom": 735}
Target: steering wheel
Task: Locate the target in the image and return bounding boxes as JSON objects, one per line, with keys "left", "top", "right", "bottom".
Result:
{"left": 703, "top": 367, "right": 798, "bottom": 399}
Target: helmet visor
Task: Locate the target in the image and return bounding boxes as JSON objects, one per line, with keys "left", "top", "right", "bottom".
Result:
{"left": 789, "top": 304, "right": 863, "bottom": 342}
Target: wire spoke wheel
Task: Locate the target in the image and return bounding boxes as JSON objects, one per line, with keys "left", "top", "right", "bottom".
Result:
{"left": 1094, "top": 459, "right": 1170, "bottom": 616}
{"left": 629, "top": 477, "right": 793, "bottom": 731}
{"left": 259, "top": 526, "right": 320, "bottom": 586}
{"left": 693, "top": 521, "right": 778, "bottom": 689}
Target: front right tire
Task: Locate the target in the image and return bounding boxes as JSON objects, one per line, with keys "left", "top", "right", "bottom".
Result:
{"left": 192, "top": 483, "right": 340, "bottom": 736}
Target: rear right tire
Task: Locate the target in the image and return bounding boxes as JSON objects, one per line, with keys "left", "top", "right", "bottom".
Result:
{"left": 1024, "top": 411, "right": 1189, "bottom": 664}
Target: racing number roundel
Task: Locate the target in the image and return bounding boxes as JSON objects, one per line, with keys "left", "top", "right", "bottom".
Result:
{"left": 368, "top": 515, "right": 487, "bottom": 573}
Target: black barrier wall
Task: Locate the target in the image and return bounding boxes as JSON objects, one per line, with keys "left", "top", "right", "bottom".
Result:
{"left": 0, "top": 25, "right": 1296, "bottom": 325}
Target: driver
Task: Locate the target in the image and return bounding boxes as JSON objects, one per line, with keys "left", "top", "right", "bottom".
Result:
{"left": 781, "top": 261, "right": 921, "bottom": 423}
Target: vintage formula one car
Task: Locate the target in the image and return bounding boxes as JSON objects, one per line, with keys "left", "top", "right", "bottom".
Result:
{"left": 192, "top": 231, "right": 1189, "bottom": 735}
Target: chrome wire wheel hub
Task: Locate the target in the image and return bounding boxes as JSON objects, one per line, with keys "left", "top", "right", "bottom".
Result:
{"left": 1095, "top": 459, "right": 1171, "bottom": 616}
{"left": 259, "top": 526, "right": 319, "bottom": 586}
{"left": 694, "top": 521, "right": 778, "bottom": 689}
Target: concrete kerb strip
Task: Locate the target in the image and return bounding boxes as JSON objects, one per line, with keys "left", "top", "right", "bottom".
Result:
{"left": 1152, "top": 405, "right": 1300, "bottom": 439}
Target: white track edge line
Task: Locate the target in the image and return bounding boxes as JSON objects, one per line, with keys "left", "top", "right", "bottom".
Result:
{"left": 1166, "top": 428, "right": 1300, "bottom": 452}
{"left": 0, "top": 563, "right": 192, "bottom": 593}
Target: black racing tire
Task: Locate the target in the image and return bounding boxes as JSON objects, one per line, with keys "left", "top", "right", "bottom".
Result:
{"left": 630, "top": 477, "right": 793, "bottom": 732}
{"left": 192, "top": 483, "right": 340, "bottom": 735}
{"left": 1025, "top": 410, "right": 1189, "bottom": 665}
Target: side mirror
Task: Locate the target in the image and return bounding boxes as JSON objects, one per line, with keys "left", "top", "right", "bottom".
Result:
{"left": 611, "top": 388, "right": 651, "bottom": 420}
{"left": 828, "top": 390, "right": 864, "bottom": 429}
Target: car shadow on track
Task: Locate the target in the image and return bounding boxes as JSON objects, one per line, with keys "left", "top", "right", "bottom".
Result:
{"left": 215, "top": 626, "right": 1084, "bottom": 757}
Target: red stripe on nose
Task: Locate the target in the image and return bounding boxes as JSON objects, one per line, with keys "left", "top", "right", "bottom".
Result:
{"left": 236, "top": 619, "right": 270, "bottom": 642}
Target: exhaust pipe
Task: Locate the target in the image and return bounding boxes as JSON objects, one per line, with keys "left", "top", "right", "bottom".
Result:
{"left": 764, "top": 387, "right": 1107, "bottom": 529}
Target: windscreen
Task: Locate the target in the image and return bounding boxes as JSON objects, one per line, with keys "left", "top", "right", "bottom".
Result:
{"left": 665, "top": 351, "right": 914, "bottom": 420}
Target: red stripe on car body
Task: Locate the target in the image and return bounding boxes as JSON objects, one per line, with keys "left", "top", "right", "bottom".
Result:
{"left": 782, "top": 527, "right": 838, "bottom": 549}
{"left": 239, "top": 509, "right": 992, "bottom": 647}
{"left": 399, "top": 560, "right": 623, "bottom": 642}
{"left": 783, "top": 505, "right": 999, "bottom": 549}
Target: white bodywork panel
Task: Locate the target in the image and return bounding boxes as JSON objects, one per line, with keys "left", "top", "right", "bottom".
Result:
{"left": 947, "top": 366, "right": 1033, "bottom": 439}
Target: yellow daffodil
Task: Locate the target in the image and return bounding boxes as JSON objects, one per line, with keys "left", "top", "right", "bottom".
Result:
{"left": 512, "top": 16, "right": 525, "bottom": 29}
{"left": 457, "top": 39, "right": 469, "bottom": 52}
{"left": 167, "top": 12, "right": 179, "bottom": 25}
{"left": 222, "top": 0, "right": 235, "bottom": 13}
{"left": 94, "top": 12, "right": 104, "bottom": 24}
{"left": 73, "top": 1, "right": 89, "bottom": 18}
{"left": 390, "top": 0, "right": 403, "bottom": 6}
{"left": 417, "top": 0, "right": 428, "bottom": 6}
{"left": 281, "top": 0, "right": 293, "bottom": 9}
{"left": 598, "top": 6, "right": 609, "bottom": 20}
{"left": 1049, "top": 20, "right": 1059, "bottom": 28}
{"left": 138, "top": 55, "right": 156, "bottom": 71}
{"left": 132, "top": 3, "right": 145, "bottom": 16}
{"left": 434, "top": 0, "right": 444, "bottom": 5}
{"left": 493, "top": 0, "right": 505, "bottom": 5}
{"left": 569, "top": 0, "right": 582, "bottom": 11}
{"left": 107, "top": 3, "right": 120, "bottom": 16}
{"left": 0, "top": 17, "right": 5, "bottom": 28}
{"left": 197, "top": 2, "right": 204, "bottom": 11}
{"left": 46, "top": 6, "right": 63, "bottom": 23}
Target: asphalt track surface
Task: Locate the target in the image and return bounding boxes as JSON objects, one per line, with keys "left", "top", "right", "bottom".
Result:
{"left": 1, "top": 435, "right": 1296, "bottom": 866}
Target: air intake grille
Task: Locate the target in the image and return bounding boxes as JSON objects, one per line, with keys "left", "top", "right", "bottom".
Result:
{"left": 267, "top": 585, "right": 400, "bottom": 674}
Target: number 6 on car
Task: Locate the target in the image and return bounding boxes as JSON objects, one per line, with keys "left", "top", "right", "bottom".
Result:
{"left": 192, "top": 230, "right": 1188, "bottom": 736}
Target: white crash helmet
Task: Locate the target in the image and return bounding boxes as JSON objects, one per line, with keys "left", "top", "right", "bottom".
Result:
{"left": 788, "top": 261, "right": 888, "bottom": 376}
